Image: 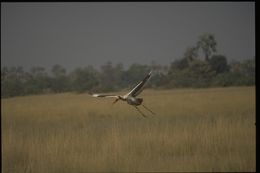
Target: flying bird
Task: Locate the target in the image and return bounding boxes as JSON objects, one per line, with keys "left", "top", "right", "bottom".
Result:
{"left": 90, "top": 71, "right": 156, "bottom": 117}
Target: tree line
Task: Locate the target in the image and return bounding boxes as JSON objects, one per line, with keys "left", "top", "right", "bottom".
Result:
{"left": 1, "top": 33, "right": 255, "bottom": 98}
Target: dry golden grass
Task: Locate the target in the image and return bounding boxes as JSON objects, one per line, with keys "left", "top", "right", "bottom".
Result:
{"left": 2, "top": 86, "right": 255, "bottom": 172}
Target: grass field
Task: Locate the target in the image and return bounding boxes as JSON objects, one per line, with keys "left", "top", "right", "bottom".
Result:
{"left": 2, "top": 86, "right": 255, "bottom": 172}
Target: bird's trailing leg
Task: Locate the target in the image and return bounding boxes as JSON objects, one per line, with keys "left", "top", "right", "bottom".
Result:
{"left": 134, "top": 106, "right": 147, "bottom": 118}
{"left": 142, "top": 104, "right": 156, "bottom": 115}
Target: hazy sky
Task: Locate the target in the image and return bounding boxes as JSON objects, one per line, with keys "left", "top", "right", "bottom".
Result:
{"left": 1, "top": 2, "right": 255, "bottom": 70}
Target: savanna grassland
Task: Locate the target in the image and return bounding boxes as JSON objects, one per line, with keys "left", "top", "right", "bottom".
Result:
{"left": 2, "top": 87, "right": 255, "bottom": 172}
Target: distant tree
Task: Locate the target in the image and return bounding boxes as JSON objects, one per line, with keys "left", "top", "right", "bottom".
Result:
{"left": 1, "top": 55, "right": 255, "bottom": 98}
{"left": 113, "top": 63, "right": 125, "bottom": 88}
{"left": 209, "top": 55, "right": 229, "bottom": 74}
{"left": 165, "top": 33, "right": 219, "bottom": 88}
{"left": 70, "top": 66, "right": 99, "bottom": 93}
{"left": 168, "top": 59, "right": 215, "bottom": 88}
{"left": 169, "top": 46, "right": 198, "bottom": 73}
{"left": 99, "top": 61, "right": 120, "bottom": 91}
{"left": 240, "top": 59, "right": 255, "bottom": 79}
{"left": 212, "top": 58, "right": 255, "bottom": 86}
{"left": 230, "top": 59, "right": 255, "bottom": 85}
{"left": 123, "top": 63, "right": 150, "bottom": 88}
{"left": 197, "top": 33, "right": 217, "bottom": 61}
{"left": 51, "top": 64, "right": 66, "bottom": 77}
{"left": 1, "top": 66, "right": 8, "bottom": 81}
{"left": 183, "top": 46, "right": 199, "bottom": 62}
{"left": 169, "top": 58, "right": 189, "bottom": 71}
{"left": 187, "top": 59, "right": 216, "bottom": 87}
{"left": 149, "top": 61, "right": 167, "bottom": 87}
{"left": 50, "top": 65, "right": 68, "bottom": 93}
{"left": 24, "top": 66, "right": 50, "bottom": 94}
{"left": 167, "top": 68, "right": 194, "bottom": 88}
{"left": 1, "top": 66, "right": 27, "bottom": 97}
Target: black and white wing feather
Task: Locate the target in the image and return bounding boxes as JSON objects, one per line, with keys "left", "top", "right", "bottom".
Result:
{"left": 125, "top": 71, "right": 152, "bottom": 97}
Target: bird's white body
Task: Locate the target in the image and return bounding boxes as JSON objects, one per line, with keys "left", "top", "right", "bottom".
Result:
{"left": 125, "top": 96, "right": 143, "bottom": 106}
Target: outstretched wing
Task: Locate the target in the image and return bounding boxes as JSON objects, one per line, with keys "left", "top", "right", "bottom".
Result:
{"left": 90, "top": 93, "right": 120, "bottom": 99}
{"left": 125, "top": 71, "right": 152, "bottom": 97}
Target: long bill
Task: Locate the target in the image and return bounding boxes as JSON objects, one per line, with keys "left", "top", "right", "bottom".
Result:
{"left": 112, "top": 99, "right": 119, "bottom": 105}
